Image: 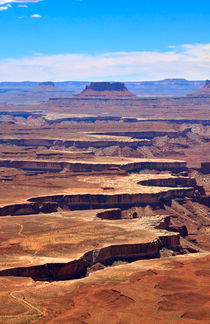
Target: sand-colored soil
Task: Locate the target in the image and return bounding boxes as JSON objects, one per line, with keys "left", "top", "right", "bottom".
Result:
{"left": 0, "top": 254, "right": 209, "bottom": 323}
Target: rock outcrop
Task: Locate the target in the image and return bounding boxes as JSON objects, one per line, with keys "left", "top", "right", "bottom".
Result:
{"left": 75, "top": 82, "right": 137, "bottom": 99}
{"left": 189, "top": 80, "right": 210, "bottom": 97}
{"left": 0, "top": 182, "right": 198, "bottom": 217}
{"left": 87, "top": 82, "right": 128, "bottom": 92}
{"left": 28, "top": 188, "right": 195, "bottom": 210}
{"left": 0, "top": 202, "right": 58, "bottom": 216}
{"left": 0, "top": 159, "right": 187, "bottom": 172}
{"left": 0, "top": 232, "right": 180, "bottom": 281}
{"left": 201, "top": 162, "right": 210, "bottom": 174}
{"left": 97, "top": 209, "right": 122, "bottom": 220}
{"left": 138, "top": 177, "right": 196, "bottom": 187}
{"left": 33, "top": 82, "right": 61, "bottom": 92}
{"left": 0, "top": 137, "right": 151, "bottom": 149}
{"left": 96, "top": 209, "right": 186, "bottom": 238}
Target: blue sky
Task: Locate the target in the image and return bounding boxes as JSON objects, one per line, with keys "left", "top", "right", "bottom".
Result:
{"left": 0, "top": 0, "right": 210, "bottom": 81}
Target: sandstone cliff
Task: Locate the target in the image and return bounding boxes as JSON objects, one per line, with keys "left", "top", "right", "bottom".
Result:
{"left": 0, "top": 233, "right": 180, "bottom": 281}
{"left": 28, "top": 188, "right": 195, "bottom": 210}
{"left": 0, "top": 202, "right": 58, "bottom": 216}
{"left": 0, "top": 159, "right": 187, "bottom": 172}
{"left": 0, "top": 186, "right": 197, "bottom": 217}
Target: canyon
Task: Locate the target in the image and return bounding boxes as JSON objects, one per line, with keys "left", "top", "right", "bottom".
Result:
{"left": 0, "top": 81, "right": 209, "bottom": 323}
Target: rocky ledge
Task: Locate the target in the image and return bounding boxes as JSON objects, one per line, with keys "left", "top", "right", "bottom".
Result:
{"left": 0, "top": 158, "right": 187, "bottom": 172}
{"left": 0, "top": 187, "right": 198, "bottom": 217}
{"left": 27, "top": 188, "right": 196, "bottom": 210}
{"left": 0, "top": 215, "right": 180, "bottom": 281}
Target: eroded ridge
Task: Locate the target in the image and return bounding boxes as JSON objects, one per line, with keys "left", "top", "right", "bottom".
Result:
{"left": 0, "top": 157, "right": 187, "bottom": 172}
{"left": 0, "top": 215, "right": 181, "bottom": 281}
{"left": 0, "top": 171, "right": 203, "bottom": 216}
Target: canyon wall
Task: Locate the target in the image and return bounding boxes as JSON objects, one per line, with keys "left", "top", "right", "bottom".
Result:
{"left": 0, "top": 138, "right": 151, "bottom": 148}
{"left": 0, "top": 234, "right": 180, "bottom": 281}
{"left": 29, "top": 188, "right": 195, "bottom": 210}
{"left": 96, "top": 210, "right": 188, "bottom": 237}
{"left": 138, "top": 177, "right": 196, "bottom": 187}
{"left": 0, "top": 202, "right": 58, "bottom": 216}
{"left": 0, "top": 159, "right": 187, "bottom": 172}
{"left": 0, "top": 187, "right": 196, "bottom": 217}
{"left": 97, "top": 209, "right": 122, "bottom": 220}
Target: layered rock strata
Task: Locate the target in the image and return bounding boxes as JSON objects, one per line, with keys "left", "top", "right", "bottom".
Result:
{"left": 28, "top": 188, "right": 195, "bottom": 210}
{"left": 75, "top": 82, "right": 137, "bottom": 99}
{"left": 0, "top": 137, "right": 151, "bottom": 149}
{"left": 138, "top": 177, "right": 196, "bottom": 187}
{"left": 0, "top": 224, "right": 180, "bottom": 281}
{"left": 97, "top": 210, "right": 188, "bottom": 237}
{"left": 0, "top": 159, "right": 187, "bottom": 172}
{"left": 0, "top": 172, "right": 201, "bottom": 216}
{"left": 0, "top": 202, "right": 58, "bottom": 216}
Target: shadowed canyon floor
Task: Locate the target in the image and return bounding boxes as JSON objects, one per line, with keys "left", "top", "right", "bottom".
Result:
{"left": 0, "top": 84, "right": 209, "bottom": 323}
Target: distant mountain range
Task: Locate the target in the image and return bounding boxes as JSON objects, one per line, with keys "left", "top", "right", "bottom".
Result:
{"left": 125, "top": 79, "right": 205, "bottom": 97}
{"left": 188, "top": 80, "right": 210, "bottom": 97}
{"left": 0, "top": 79, "right": 206, "bottom": 104}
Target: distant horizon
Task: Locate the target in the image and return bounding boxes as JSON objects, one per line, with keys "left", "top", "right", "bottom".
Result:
{"left": 0, "top": 78, "right": 207, "bottom": 83}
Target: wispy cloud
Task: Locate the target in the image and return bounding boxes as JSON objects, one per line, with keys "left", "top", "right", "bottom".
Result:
{"left": 0, "top": 5, "right": 8, "bottom": 10}
{"left": 0, "top": 1, "right": 42, "bottom": 12}
{"left": 31, "top": 13, "right": 41, "bottom": 17}
{"left": 0, "top": 1, "right": 42, "bottom": 4}
{"left": 0, "top": 44, "right": 210, "bottom": 81}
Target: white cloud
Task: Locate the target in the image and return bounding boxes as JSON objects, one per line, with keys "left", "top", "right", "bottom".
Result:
{"left": 0, "top": 2, "right": 12, "bottom": 10}
{"left": 0, "top": 43, "right": 210, "bottom": 81}
{"left": 31, "top": 13, "right": 41, "bottom": 17}
{"left": 0, "top": 1, "right": 41, "bottom": 12}
{"left": 0, "top": 1, "right": 42, "bottom": 4}
{"left": 18, "top": 4, "right": 28, "bottom": 7}
{"left": 0, "top": 5, "right": 8, "bottom": 10}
